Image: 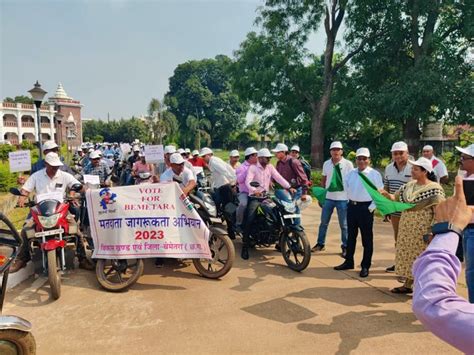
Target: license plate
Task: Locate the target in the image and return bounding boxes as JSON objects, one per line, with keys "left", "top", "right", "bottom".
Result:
{"left": 283, "top": 214, "right": 301, "bottom": 219}
{"left": 35, "top": 229, "right": 63, "bottom": 238}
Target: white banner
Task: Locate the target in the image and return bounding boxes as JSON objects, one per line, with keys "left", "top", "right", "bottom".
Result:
{"left": 8, "top": 150, "right": 31, "bottom": 172}
{"left": 85, "top": 183, "right": 211, "bottom": 259}
{"left": 144, "top": 144, "right": 164, "bottom": 163}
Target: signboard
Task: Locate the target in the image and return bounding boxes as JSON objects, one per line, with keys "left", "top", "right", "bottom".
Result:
{"left": 120, "top": 143, "right": 131, "bottom": 154}
{"left": 8, "top": 150, "right": 31, "bottom": 173}
{"left": 84, "top": 174, "right": 101, "bottom": 185}
{"left": 85, "top": 183, "right": 211, "bottom": 259}
{"left": 144, "top": 145, "right": 164, "bottom": 163}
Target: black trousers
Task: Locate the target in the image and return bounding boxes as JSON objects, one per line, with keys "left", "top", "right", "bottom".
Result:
{"left": 345, "top": 202, "right": 374, "bottom": 269}
{"left": 242, "top": 199, "right": 261, "bottom": 247}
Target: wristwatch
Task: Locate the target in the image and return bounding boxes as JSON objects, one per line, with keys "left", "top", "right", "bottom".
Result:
{"left": 431, "top": 222, "right": 463, "bottom": 238}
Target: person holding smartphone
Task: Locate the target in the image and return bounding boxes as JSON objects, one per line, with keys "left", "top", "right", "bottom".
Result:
{"left": 456, "top": 143, "right": 474, "bottom": 303}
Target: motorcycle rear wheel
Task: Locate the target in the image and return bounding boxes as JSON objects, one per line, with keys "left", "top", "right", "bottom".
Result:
{"left": 193, "top": 231, "right": 234, "bottom": 279}
{"left": 95, "top": 259, "right": 144, "bottom": 292}
{"left": 281, "top": 230, "right": 311, "bottom": 272}
{"left": 0, "top": 330, "right": 36, "bottom": 355}
{"left": 47, "top": 250, "right": 61, "bottom": 300}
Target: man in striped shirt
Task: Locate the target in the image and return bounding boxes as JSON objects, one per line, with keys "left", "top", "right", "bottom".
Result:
{"left": 383, "top": 141, "right": 413, "bottom": 272}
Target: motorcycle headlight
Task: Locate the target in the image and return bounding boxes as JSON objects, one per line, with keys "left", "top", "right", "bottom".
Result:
{"left": 204, "top": 202, "right": 217, "bottom": 217}
{"left": 38, "top": 214, "right": 61, "bottom": 229}
{"left": 280, "top": 200, "right": 296, "bottom": 213}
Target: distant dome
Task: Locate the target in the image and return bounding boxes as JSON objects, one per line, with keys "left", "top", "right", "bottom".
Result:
{"left": 52, "top": 83, "right": 71, "bottom": 99}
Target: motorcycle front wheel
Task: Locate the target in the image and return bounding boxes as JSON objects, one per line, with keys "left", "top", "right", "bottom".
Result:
{"left": 193, "top": 231, "right": 234, "bottom": 279}
{"left": 0, "top": 330, "right": 36, "bottom": 355}
{"left": 281, "top": 230, "right": 311, "bottom": 272}
{"left": 47, "top": 250, "right": 61, "bottom": 300}
{"left": 95, "top": 259, "right": 144, "bottom": 292}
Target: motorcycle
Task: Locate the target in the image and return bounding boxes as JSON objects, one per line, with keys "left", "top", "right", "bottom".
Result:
{"left": 10, "top": 185, "right": 83, "bottom": 300}
{"left": 0, "top": 212, "right": 36, "bottom": 354}
{"left": 241, "top": 182, "right": 311, "bottom": 272}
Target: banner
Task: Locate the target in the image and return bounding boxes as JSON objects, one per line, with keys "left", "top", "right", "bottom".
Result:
{"left": 144, "top": 145, "right": 164, "bottom": 163}
{"left": 86, "top": 183, "right": 211, "bottom": 259}
{"left": 8, "top": 150, "right": 31, "bottom": 173}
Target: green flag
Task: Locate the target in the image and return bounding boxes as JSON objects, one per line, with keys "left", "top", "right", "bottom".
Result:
{"left": 312, "top": 164, "right": 344, "bottom": 204}
{"left": 357, "top": 172, "right": 415, "bottom": 215}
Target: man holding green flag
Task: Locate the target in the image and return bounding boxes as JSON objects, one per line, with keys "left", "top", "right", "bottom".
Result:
{"left": 312, "top": 141, "right": 353, "bottom": 257}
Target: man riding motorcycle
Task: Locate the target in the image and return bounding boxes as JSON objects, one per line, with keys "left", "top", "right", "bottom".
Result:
{"left": 9, "top": 153, "right": 94, "bottom": 273}
{"left": 160, "top": 153, "right": 197, "bottom": 196}
{"left": 241, "top": 148, "right": 293, "bottom": 260}
{"left": 235, "top": 147, "right": 258, "bottom": 234}
{"left": 83, "top": 150, "right": 111, "bottom": 187}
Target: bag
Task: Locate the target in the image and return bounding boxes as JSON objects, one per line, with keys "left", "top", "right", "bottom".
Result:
{"left": 288, "top": 157, "right": 311, "bottom": 181}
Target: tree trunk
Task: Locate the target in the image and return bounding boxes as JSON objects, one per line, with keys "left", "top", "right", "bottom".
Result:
{"left": 403, "top": 117, "right": 421, "bottom": 157}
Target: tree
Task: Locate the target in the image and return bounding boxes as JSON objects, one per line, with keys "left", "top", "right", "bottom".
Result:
{"left": 165, "top": 55, "right": 248, "bottom": 148}
{"left": 146, "top": 98, "right": 179, "bottom": 144}
{"left": 4, "top": 95, "right": 34, "bottom": 104}
{"left": 186, "top": 115, "right": 211, "bottom": 149}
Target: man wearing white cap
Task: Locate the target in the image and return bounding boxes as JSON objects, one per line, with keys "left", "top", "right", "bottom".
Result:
{"left": 334, "top": 148, "right": 383, "bottom": 278}
{"left": 200, "top": 147, "right": 237, "bottom": 213}
{"left": 228, "top": 150, "right": 241, "bottom": 170}
{"left": 189, "top": 149, "right": 208, "bottom": 169}
{"left": 456, "top": 143, "right": 474, "bottom": 302}
{"left": 314, "top": 141, "right": 354, "bottom": 256}
{"left": 154, "top": 145, "right": 176, "bottom": 176}
{"left": 160, "top": 153, "right": 196, "bottom": 196}
{"left": 10, "top": 152, "right": 94, "bottom": 272}
{"left": 422, "top": 145, "right": 448, "bottom": 184}
{"left": 235, "top": 147, "right": 258, "bottom": 233}
{"left": 383, "top": 141, "right": 413, "bottom": 273}
{"left": 241, "top": 148, "right": 292, "bottom": 259}
{"left": 84, "top": 150, "right": 112, "bottom": 186}
{"left": 290, "top": 145, "right": 312, "bottom": 180}
{"left": 30, "top": 140, "right": 73, "bottom": 175}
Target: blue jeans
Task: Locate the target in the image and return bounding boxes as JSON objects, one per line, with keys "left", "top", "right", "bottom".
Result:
{"left": 275, "top": 188, "right": 302, "bottom": 225}
{"left": 463, "top": 227, "right": 474, "bottom": 303}
{"left": 317, "top": 199, "right": 348, "bottom": 247}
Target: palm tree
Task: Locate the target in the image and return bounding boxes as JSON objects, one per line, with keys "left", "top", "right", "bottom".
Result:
{"left": 146, "top": 98, "right": 179, "bottom": 144}
{"left": 186, "top": 115, "right": 211, "bottom": 149}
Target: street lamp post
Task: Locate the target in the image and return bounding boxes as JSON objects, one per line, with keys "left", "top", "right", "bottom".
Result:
{"left": 28, "top": 81, "right": 47, "bottom": 160}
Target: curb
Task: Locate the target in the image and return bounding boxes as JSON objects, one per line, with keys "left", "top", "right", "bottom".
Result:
{"left": 0, "top": 261, "right": 35, "bottom": 289}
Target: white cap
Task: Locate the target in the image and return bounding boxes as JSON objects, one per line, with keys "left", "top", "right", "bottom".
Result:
{"left": 88, "top": 148, "right": 94, "bottom": 153}
{"left": 356, "top": 148, "right": 370, "bottom": 157}
{"left": 290, "top": 145, "right": 300, "bottom": 152}
{"left": 192, "top": 150, "right": 199, "bottom": 156}
{"left": 90, "top": 150, "right": 101, "bottom": 159}
{"left": 132, "top": 145, "right": 140, "bottom": 152}
{"left": 42, "top": 140, "right": 59, "bottom": 151}
{"left": 185, "top": 148, "right": 191, "bottom": 154}
{"left": 244, "top": 147, "right": 258, "bottom": 156}
{"left": 456, "top": 144, "right": 474, "bottom": 157}
{"left": 170, "top": 153, "right": 185, "bottom": 164}
{"left": 409, "top": 157, "right": 433, "bottom": 173}
{"left": 177, "top": 148, "right": 185, "bottom": 154}
{"left": 330, "top": 141, "right": 343, "bottom": 150}
{"left": 422, "top": 145, "right": 434, "bottom": 151}
{"left": 229, "top": 150, "right": 240, "bottom": 157}
{"left": 199, "top": 147, "right": 213, "bottom": 156}
{"left": 271, "top": 143, "right": 288, "bottom": 153}
{"left": 258, "top": 148, "right": 273, "bottom": 158}
{"left": 164, "top": 145, "right": 176, "bottom": 154}
{"left": 391, "top": 141, "right": 408, "bottom": 152}
{"left": 44, "top": 152, "right": 63, "bottom": 166}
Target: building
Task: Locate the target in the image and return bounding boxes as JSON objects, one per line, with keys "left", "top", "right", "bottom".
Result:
{"left": 0, "top": 83, "right": 83, "bottom": 148}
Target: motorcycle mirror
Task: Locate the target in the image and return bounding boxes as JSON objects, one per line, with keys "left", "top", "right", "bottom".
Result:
{"left": 70, "top": 183, "right": 83, "bottom": 192}
{"left": 250, "top": 181, "right": 260, "bottom": 188}
{"left": 9, "top": 188, "right": 22, "bottom": 196}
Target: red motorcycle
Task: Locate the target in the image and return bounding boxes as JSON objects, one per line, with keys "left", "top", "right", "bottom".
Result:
{"left": 10, "top": 185, "right": 83, "bottom": 300}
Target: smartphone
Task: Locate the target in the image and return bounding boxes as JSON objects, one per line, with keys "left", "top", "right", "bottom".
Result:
{"left": 464, "top": 180, "right": 474, "bottom": 205}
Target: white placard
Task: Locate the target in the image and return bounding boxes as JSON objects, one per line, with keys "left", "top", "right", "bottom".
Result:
{"left": 8, "top": 150, "right": 31, "bottom": 173}
{"left": 84, "top": 174, "right": 101, "bottom": 185}
{"left": 144, "top": 145, "right": 164, "bottom": 163}
{"left": 120, "top": 143, "right": 131, "bottom": 154}
{"left": 36, "top": 191, "right": 64, "bottom": 203}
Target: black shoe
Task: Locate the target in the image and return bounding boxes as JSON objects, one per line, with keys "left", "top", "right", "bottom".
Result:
{"left": 334, "top": 261, "right": 354, "bottom": 271}
{"left": 386, "top": 265, "right": 395, "bottom": 273}
{"left": 241, "top": 246, "right": 249, "bottom": 260}
{"left": 155, "top": 258, "right": 164, "bottom": 268}
{"left": 274, "top": 243, "right": 281, "bottom": 252}
{"left": 340, "top": 246, "right": 347, "bottom": 258}
{"left": 311, "top": 244, "right": 326, "bottom": 252}
{"left": 360, "top": 268, "right": 369, "bottom": 278}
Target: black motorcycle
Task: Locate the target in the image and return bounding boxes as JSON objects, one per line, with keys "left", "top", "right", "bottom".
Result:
{"left": 0, "top": 212, "right": 36, "bottom": 354}
{"left": 242, "top": 182, "right": 311, "bottom": 272}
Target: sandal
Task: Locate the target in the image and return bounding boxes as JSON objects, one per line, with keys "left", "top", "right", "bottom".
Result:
{"left": 390, "top": 286, "right": 413, "bottom": 294}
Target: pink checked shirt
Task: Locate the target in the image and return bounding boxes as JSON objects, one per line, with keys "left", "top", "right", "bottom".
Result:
{"left": 236, "top": 161, "right": 253, "bottom": 194}
{"left": 245, "top": 162, "right": 290, "bottom": 194}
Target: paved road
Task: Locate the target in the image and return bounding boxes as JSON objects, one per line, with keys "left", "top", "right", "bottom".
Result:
{"left": 4, "top": 204, "right": 466, "bottom": 354}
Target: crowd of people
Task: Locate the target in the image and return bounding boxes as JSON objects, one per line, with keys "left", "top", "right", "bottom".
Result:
{"left": 6, "top": 138, "right": 474, "bottom": 352}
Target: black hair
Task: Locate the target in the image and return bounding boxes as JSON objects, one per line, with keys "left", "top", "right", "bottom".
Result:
{"left": 421, "top": 167, "right": 437, "bottom": 182}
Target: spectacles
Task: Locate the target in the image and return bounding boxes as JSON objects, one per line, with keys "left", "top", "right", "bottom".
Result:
{"left": 460, "top": 156, "right": 474, "bottom": 161}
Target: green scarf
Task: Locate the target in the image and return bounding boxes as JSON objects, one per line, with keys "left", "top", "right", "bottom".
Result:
{"left": 312, "top": 164, "right": 344, "bottom": 204}
{"left": 357, "top": 172, "right": 414, "bottom": 215}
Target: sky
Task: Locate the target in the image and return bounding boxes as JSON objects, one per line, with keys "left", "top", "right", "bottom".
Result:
{"left": 1, "top": 0, "right": 329, "bottom": 119}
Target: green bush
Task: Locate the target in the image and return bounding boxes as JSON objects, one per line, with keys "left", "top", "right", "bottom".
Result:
{"left": 0, "top": 162, "right": 18, "bottom": 192}
{"left": 311, "top": 170, "right": 323, "bottom": 186}
{"left": 441, "top": 151, "right": 458, "bottom": 172}
{"left": 0, "top": 144, "right": 16, "bottom": 162}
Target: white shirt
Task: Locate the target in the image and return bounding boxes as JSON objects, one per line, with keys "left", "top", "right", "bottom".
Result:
{"left": 160, "top": 166, "right": 195, "bottom": 189}
{"left": 345, "top": 167, "right": 384, "bottom": 210}
{"left": 23, "top": 168, "right": 80, "bottom": 201}
{"left": 208, "top": 156, "right": 236, "bottom": 188}
{"left": 430, "top": 156, "right": 448, "bottom": 182}
{"left": 322, "top": 157, "right": 353, "bottom": 200}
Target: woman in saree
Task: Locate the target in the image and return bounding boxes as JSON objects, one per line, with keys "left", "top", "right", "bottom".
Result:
{"left": 381, "top": 157, "right": 445, "bottom": 294}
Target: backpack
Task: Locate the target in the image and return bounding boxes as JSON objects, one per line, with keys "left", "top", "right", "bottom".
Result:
{"left": 288, "top": 157, "right": 312, "bottom": 182}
